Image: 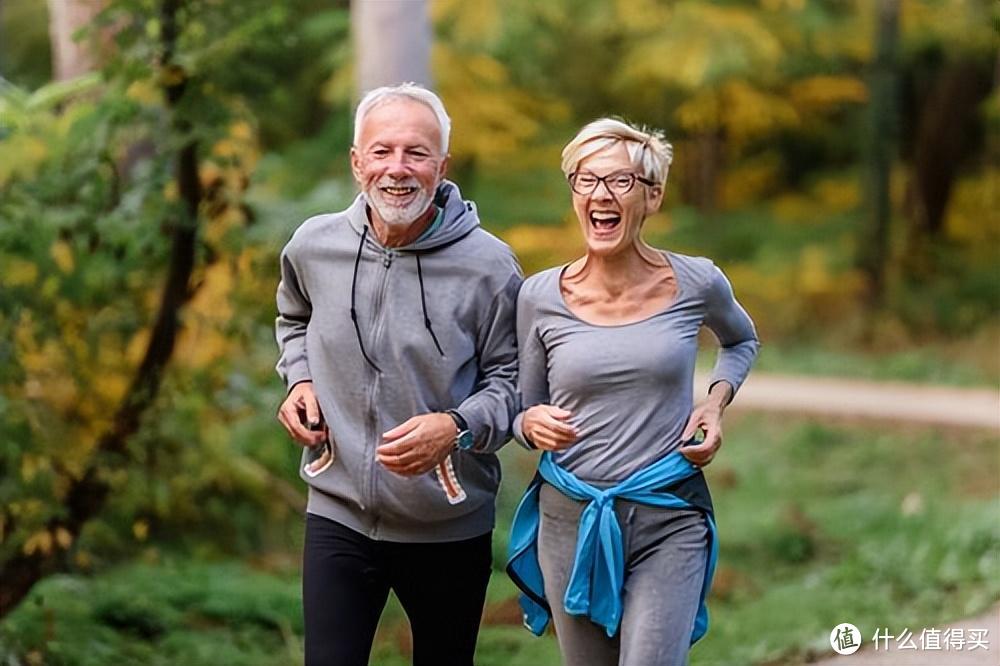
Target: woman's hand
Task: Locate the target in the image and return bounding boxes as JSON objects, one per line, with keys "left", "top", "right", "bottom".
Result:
{"left": 522, "top": 404, "right": 578, "bottom": 451}
{"left": 680, "top": 381, "right": 733, "bottom": 467}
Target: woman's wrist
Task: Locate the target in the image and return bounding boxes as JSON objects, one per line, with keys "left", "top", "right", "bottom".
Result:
{"left": 706, "top": 380, "right": 734, "bottom": 411}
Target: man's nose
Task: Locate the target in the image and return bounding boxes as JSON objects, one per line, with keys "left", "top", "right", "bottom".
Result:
{"left": 385, "top": 150, "right": 412, "bottom": 175}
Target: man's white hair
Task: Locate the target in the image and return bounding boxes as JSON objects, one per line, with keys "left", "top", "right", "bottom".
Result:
{"left": 561, "top": 118, "right": 673, "bottom": 188}
{"left": 353, "top": 82, "right": 451, "bottom": 155}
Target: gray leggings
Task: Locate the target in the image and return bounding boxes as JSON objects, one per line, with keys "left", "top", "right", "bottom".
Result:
{"left": 537, "top": 482, "right": 709, "bottom": 666}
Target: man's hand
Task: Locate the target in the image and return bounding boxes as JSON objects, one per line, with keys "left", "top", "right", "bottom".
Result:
{"left": 522, "top": 404, "right": 577, "bottom": 451}
{"left": 378, "top": 413, "right": 458, "bottom": 476}
{"left": 276, "top": 381, "right": 328, "bottom": 448}
{"left": 679, "top": 381, "right": 733, "bottom": 467}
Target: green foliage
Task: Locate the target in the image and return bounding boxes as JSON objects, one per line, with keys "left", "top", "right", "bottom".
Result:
{"left": 0, "top": 560, "right": 301, "bottom": 666}
{"left": 0, "top": 0, "right": 318, "bottom": 585}
{"left": 0, "top": 1, "right": 52, "bottom": 89}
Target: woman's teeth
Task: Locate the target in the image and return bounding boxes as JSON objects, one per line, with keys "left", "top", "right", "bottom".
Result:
{"left": 590, "top": 211, "right": 621, "bottom": 230}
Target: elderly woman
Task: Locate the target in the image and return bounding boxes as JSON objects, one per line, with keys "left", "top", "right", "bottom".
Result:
{"left": 506, "top": 119, "right": 759, "bottom": 666}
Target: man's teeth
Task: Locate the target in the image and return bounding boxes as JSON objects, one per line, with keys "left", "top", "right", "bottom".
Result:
{"left": 383, "top": 186, "right": 416, "bottom": 195}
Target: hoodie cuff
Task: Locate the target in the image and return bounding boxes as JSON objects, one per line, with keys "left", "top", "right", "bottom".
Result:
{"left": 284, "top": 364, "right": 312, "bottom": 394}
{"left": 454, "top": 403, "right": 486, "bottom": 452}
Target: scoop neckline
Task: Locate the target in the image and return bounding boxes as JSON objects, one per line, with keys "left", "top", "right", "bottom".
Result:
{"left": 555, "top": 250, "right": 687, "bottom": 328}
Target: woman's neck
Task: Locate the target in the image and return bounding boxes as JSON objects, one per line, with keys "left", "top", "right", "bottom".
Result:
{"left": 570, "top": 243, "right": 668, "bottom": 297}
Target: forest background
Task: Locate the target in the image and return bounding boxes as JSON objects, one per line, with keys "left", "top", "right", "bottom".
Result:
{"left": 1, "top": 0, "right": 997, "bottom": 664}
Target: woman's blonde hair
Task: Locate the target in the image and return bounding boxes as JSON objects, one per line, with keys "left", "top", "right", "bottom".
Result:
{"left": 560, "top": 118, "right": 673, "bottom": 188}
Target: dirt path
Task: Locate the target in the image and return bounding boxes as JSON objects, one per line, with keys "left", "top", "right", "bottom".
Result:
{"left": 694, "top": 372, "right": 999, "bottom": 430}
{"left": 692, "top": 372, "right": 999, "bottom": 664}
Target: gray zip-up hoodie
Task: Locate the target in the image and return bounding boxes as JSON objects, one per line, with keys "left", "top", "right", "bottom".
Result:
{"left": 275, "top": 180, "right": 522, "bottom": 542}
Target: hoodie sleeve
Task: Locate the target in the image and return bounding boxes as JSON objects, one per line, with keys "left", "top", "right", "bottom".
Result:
{"left": 703, "top": 262, "right": 760, "bottom": 403}
{"left": 455, "top": 257, "right": 523, "bottom": 454}
{"left": 274, "top": 242, "right": 313, "bottom": 391}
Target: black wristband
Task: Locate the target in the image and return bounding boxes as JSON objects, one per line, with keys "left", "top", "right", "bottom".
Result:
{"left": 446, "top": 409, "right": 469, "bottom": 432}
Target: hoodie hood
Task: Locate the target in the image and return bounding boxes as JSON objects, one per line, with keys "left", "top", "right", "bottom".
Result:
{"left": 346, "top": 179, "right": 480, "bottom": 252}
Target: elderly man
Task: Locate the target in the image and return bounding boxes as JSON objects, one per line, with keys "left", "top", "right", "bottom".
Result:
{"left": 275, "top": 83, "right": 522, "bottom": 666}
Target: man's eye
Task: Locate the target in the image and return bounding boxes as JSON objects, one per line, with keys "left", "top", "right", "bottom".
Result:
{"left": 577, "top": 175, "right": 597, "bottom": 186}
{"left": 613, "top": 176, "right": 632, "bottom": 188}
{"left": 372, "top": 149, "right": 389, "bottom": 158}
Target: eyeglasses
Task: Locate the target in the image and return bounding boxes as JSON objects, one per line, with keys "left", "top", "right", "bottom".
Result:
{"left": 568, "top": 170, "right": 655, "bottom": 196}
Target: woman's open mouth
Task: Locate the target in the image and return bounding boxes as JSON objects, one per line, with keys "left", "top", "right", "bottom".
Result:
{"left": 590, "top": 211, "right": 622, "bottom": 233}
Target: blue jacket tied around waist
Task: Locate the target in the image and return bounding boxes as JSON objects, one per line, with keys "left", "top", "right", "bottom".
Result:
{"left": 505, "top": 450, "right": 718, "bottom": 640}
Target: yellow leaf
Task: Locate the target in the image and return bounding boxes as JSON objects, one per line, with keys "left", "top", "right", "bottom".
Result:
{"left": 163, "top": 181, "right": 179, "bottom": 202}
{"left": 23, "top": 530, "right": 53, "bottom": 556}
{"left": 3, "top": 257, "right": 39, "bottom": 287}
{"left": 75, "top": 551, "right": 93, "bottom": 569}
{"left": 20, "top": 454, "right": 41, "bottom": 482}
{"left": 0, "top": 136, "right": 48, "bottom": 185}
{"left": 50, "top": 240, "right": 75, "bottom": 273}
{"left": 789, "top": 76, "right": 868, "bottom": 113}
{"left": 212, "top": 138, "right": 237, "bottom": 158}
{"left": 230, "top": 120, "right": 253, "bottom": 141}
{"left": 55, "top": 527, "right": 73, "bottom": 549}
{"left": 133, "top": 520, "right": 149, "bottom": 541}
{"left": 125, "top": 79, "right": 159, "bottom": 104}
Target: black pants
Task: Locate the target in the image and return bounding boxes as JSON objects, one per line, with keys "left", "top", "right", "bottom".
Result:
{"left": 302, "top": 512, "right": 493, "bottom": 666}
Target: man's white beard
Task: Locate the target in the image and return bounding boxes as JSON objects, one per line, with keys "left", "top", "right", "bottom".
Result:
{"left": 367, "top": 178, "right": 436, "bottom": 229}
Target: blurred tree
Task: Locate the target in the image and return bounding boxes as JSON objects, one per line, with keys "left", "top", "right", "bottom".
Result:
{"left": 47, "top": 0, "right": 108, "bottom": 81}
{"left": 353, "top": 0, "right": 431, "bottom": 93}
{"left": 859, "top": 0, "right": 900, "bottom": 309}
{"left": 616, "top": 1, "right": 793, "bottom": 210}
{"left": 0, "top": 0, "right": 330, "bottom": 618}
{"left": 0, "top": 0, "right": 204, "bottom": 618}
{"left": 496, "top": 0, "right": 868, "bottom": 211}
{"left": 431, "top": 0, "right": 568, "bottom": 186}
{"left": 322, "top": 0, "right": 568, "bottom": 188}
{"left": 897, "top": 0, "right": 995, "bottom": 273}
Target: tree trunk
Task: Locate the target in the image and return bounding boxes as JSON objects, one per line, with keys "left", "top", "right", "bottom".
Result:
{"left": 0, "top": 0, "right": 203, "bottom": 619}
{"left": 676, "top": 131, "right": 724, "bottom": 213}
{"left": 858, "top": 0, "right": 899, "bottom": 309}
{"left": 352, "top": 0, "right": 432, "bottom": 96}
{"left": 46, "top": 0, "right": 106, "bottom": 81}
{"left": 904, "top": 60, "right": 992, "bottom": 255}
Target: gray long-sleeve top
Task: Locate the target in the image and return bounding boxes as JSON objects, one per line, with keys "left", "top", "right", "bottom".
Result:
{"left": 514, "top": 251, "right": 760, "bottom": 485}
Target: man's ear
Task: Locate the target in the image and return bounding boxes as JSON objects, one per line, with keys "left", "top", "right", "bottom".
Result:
{"left": 350, "top": 146, "right": 363, "bottom": 184}
{"left": 438, "top": 153, "right": 450, "bottom": 180}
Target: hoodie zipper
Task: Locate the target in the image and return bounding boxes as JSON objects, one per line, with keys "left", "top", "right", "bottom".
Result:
{"left": 364, "top": 247, "right": 394, "bottom": 538}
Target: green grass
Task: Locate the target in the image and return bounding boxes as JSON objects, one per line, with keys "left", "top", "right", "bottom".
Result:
{"left": 688, "top": 415, "right": 999, "bottom": 664}
{"left": 2, "top": 416, "right": 996, "bottom": 665}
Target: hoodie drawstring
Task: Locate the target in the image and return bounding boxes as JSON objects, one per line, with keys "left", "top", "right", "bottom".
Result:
{"left": 351, "top": 225, "right": 382, "bottom": 373}
{"left": 350, "top": 225, "right": 446, "bottom": 373}
{"left": 416, "top": 254, "right": 445, "bottom": 357}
